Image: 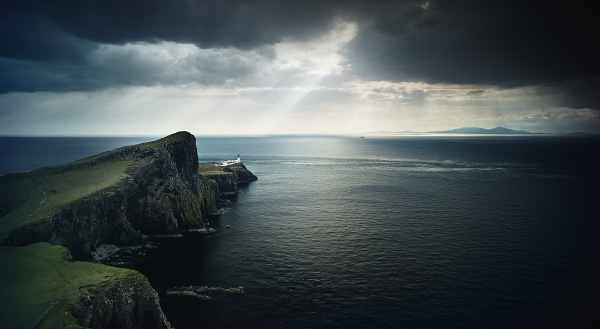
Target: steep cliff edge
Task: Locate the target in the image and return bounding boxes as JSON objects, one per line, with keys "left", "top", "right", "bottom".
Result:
{"left": 0, "top": 132, "right": 257, "bottom": 329}
{"left": 199, "top": 162, "right": 258, "bottom": 196}
{"left": 0, "top": 131, "right": 219, "bottom": 259}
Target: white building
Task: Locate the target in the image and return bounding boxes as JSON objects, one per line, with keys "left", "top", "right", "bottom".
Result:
{"left": 215, "top": 154, "right": 241, "bottom": 167}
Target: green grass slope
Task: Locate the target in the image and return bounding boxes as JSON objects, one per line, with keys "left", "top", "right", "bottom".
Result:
{"left": 0, "top": 242, "right": 138, "bottom": 329}
{"left": 197, "top": 163, "right": 233, "bottom": 176}
{"left": 0, "top": 160, "right": 133, "bottom": 239}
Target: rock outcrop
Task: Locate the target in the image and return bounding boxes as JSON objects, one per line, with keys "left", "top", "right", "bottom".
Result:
{"left": 224, "top": 163, "right": 258, "bottom": 184}
{"left": 0, "top": 242, "right": 171, "bottom": 329}
{"left": 1, "top": 131, "right": 224, "bottom": 259}
{"left": 201, "top": 163, "right": 258, "bottom": 196}
{"left": 72, "top": 275, "right": 171, "bottom": 329}
{"left": 166, "top": 285, "right": 245, "bottom": 299}
{"left": 0, "top": 132, "right": 257, "bottom": 329}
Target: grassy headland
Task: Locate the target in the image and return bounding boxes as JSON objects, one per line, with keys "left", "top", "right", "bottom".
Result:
{"left": 0, "top": 160, "right": 134, "bottom": 239}
{"left": 0, "top": 242, "right": 138, "bottom": 329}
{"left": 197, "top": 163, "right": 233, "bottom": 176}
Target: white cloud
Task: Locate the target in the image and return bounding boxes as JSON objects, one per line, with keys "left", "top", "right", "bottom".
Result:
{"left": 86, "top": 42, "right": 271, "bottom": 86}
{"left": 1, "top": 20, "right": 598, "bottom": 136}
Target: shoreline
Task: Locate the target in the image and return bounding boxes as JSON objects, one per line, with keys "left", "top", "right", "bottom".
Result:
{"left": 0, "top": 132, "right": 257, "bottom": 328}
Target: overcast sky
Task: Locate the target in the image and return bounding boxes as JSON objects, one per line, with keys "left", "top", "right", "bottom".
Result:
{"left": 1, "top": 0, "right": 599, "bottom": 135}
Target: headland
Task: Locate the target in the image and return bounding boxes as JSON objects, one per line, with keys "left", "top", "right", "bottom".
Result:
{"left": 0, "top": 131, "right": 256, "bottom": 328}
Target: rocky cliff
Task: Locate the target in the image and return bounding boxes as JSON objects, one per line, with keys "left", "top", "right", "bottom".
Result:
{"left": 200, "top": 163, "right": 258, "bottom": 196}
{"left": 1, "top": 131, "right": 222, "bottom": 259}
{"left": 0, "top": 132, "right": 257, "bottom": 329}
{"left": 72, "top": 274, "right": 171, "bottom": 329}
{"left": 0, "top": 243, "right": 172, "bottom": 329}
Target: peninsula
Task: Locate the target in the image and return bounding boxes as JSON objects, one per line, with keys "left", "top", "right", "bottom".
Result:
{"left": 0, "top": 132, "right": 256, "bottom": 329}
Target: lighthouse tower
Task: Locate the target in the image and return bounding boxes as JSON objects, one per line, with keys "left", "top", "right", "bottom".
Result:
{"left": 237, "top": 154, "right": 241, "bottom": 163}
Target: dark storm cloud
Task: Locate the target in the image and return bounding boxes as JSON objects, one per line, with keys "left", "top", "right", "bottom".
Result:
{"left": 1, "top": 0, "right": 598, "bottom": 109}
{"left": 343, "top": 0, "right": 600, "bottom": 109}
{"left": 0, "top": 0, "right": 352, "bottom": 92}
{"left": 1, "top": 0, "right": 344, "bottom": 58}
{"left": 0, "top": 44, "right": 268, "bottom": 92}
{"left": 467, "top": 90, "right": 485, "bottom": 96}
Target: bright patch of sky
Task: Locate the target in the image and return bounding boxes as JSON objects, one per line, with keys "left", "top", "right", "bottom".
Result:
{"left": 0, "top": 20, "right": 597, "bottom": 135}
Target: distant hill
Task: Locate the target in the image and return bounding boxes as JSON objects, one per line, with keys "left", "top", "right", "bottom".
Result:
{"left": 366, "top": 127, "right": 536, "bottom": 135}
{"left": 368, "top": 130, "right": 419, "bottom": 134}
{"left": 428, "top": 127, "right": 533, "bottom": 134}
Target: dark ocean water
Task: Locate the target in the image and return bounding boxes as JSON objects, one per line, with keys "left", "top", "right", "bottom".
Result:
{"left": 1, "top": 135, "right": 599, "bottom": 328}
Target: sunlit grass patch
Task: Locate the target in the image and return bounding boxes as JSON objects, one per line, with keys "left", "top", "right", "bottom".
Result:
{"left": 198, "top": 163, "right": 232, "bottom": 176}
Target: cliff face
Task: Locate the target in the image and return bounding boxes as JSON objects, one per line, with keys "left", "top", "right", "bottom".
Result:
{"left": 205, "top": 172, "right": 239, "bottom": 196}
{"left": 223, "top": 163, "right": 258, "bottom": 184}
{"left": 0, "top": 132, "right": 257, "bottom": 329}
{"left": 73, "top": 275, "right": 171, "bottom": 329}
{"left": 2, "top": 131, "right": 220, "bottom": 259}
{"left": 0, "top": 243, "right": 171, "bottom": 329}
{"left": 202, "top": 163, "right": 258, "bottom": 196}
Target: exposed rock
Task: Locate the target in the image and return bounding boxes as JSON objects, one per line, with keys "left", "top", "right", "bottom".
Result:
{"left": 201, "top": 162, "right": 257, "bottom": 197}
{"left": 204, "top": 171, "right": 240, "bottom": 196}
{"left": 73, "top": 275, "right": 171, "bottom": 329}
{"left": 91, "top": 244, "right": 120, "bottom": 262}
{"left": 0, "top": 132, "right": 257, "bottom": 329}
{"left": 223, "top": 163, "right": 258, "bottom": 184}
{"left": 2, "top": 131, "right": 226, "bottom": 260}
{"left": 166, "top": 285, "right": 245, "bottom": 299}
{"left": 0, "top": 243, "right": 171, "bottom": 329}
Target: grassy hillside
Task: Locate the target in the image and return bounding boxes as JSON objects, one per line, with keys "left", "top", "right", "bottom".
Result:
{"left": 0, "top": 160, "right": 134, "bottom": 238}
{"left": 0, "top": 242, "right": 138, "bottom": 329}
{"left": 198, "top": 163, "right": 233, "bottom": 176}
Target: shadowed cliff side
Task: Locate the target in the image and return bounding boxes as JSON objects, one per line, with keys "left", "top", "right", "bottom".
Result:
{"left": 0, "top": 131, "right": 220, "bottom": 259}
{"left": 199, "top": 162, "right": 258, "bottom": 196}
{"left": 0, "top": 132, "right": 257, "bottom": 329}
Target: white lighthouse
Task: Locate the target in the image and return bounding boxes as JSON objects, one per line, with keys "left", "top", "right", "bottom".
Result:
{"left": 216, "top": 154, "right": 242, "bottom": 167}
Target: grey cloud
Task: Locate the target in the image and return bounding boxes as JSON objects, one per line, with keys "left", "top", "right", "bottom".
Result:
{"left": 1, "top": 0, "right": 344, "bottom": 56}
{"left": 0, "top": 11, "right": 97, "bottom": 64}
{"left": 343, "top": 0, "right": 600, "bottom": 109}
{"left": 467, "top": 90, "right": 485, "bottom": 96}
{"left": 373, "top": 87, "right": 401, "bottom": 94}
{"left": 0, "top": 44, "right": 269, "bottom": 92}
{"left": 0, "top": 0, "right": 352, "bottom": 93}
{"left": 1, "top": 0, "right": 599, "bottom": 110}
{"left": 552, "top": 77, "right": 600, "bottom": 110}
{"left": 401, "top": 89, "right": 428, "bottom": 104}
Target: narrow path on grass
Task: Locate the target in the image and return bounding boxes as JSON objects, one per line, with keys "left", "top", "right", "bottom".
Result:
{"left": 0, "top": 178, "right": 48, "bottom": 235}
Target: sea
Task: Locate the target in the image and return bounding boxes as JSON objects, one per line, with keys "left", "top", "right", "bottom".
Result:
{"left": 1, "top": 135, "right": 599, "bottom": 328}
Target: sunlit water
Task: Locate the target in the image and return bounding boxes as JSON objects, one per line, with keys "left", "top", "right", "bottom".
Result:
{"left": 1, "top": 135, "right": 598, "bottom": 328}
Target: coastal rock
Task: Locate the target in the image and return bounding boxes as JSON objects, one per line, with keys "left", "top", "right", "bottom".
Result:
{"left": 204, "top": 172, "right": 240, "bottom": 196}
{"left": 166, "top": 285, "right": 245, "bottom": 299}
{"left": 1, "top": 131, "right": 228, "bottom": 259}
{"left": 223, "top": 163, "right": 258, "bottom": 184}
{"left": 201, "top": 162, "right": 258, "bottom": 197}
{"left": 74, "top": 275, "right": 171, "bottom": 329}
{"left": 0, "top": 243, "right": 171, "bottom": 329}
{"left": 0, "top": 133, "right": 257, "bottom": 329}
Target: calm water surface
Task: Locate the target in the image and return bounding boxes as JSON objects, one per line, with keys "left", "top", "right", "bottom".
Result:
{"left": 1, "top": 135, "right": 598, "bottom": 328}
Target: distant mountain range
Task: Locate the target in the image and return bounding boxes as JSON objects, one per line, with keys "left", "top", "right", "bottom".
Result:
{"left": 428, "top": 127, "right": 533, "bottom": 134}
{"left": 368, "top": 127, "right": 535, "bottom": 135}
